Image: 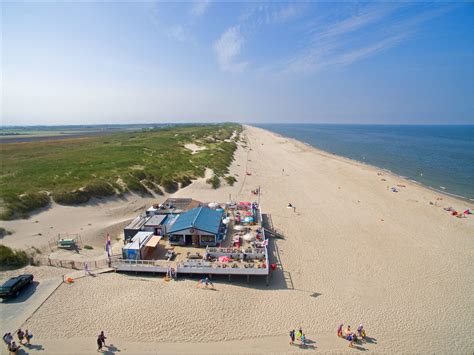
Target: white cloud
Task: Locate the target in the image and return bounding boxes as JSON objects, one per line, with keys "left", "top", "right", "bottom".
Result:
{"left": 308, "top": 5, "right": 397, "bottom": 40}
{"left": 333, "top": 34, "right": 406, "bottom": 67}
{"left": 282, "top": 4, "right": 453, "bottom": 75}
{"left": 190, "top": 0, "right": 210, "bottom": 17}
{"left": 213, "top": 26, "right": 248, "bottom": 73}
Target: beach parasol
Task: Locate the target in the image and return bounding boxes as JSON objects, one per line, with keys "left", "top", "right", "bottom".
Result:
{"left": 234, "top": 225, "right": 245, "bottom": 231}
{"left": 218, "top": 256, "right": 231, "bottom": 263}
{"left": 243, "top": 216, "right": 254, "bottom": 223}
{"left": 245, "top": 211, "right": 253, "bottom": 216}
{"left": 208, "top": 202, "right": 219, "bottom": 208}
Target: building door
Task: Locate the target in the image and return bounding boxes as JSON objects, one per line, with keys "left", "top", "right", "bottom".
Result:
{"left": 185, "top": 234, "right": 193, "bottom": 245}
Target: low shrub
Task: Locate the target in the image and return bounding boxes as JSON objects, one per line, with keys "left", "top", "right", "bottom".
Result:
{"left": 84, "top": 181, "right": 115, "bottom": 197}
{"left": 1, "top": 192, "right": 50, "bottom": 220}
{"left": 142, "top": 180, "right": 164, "bottom": 195}
{"left": 224, "top": 175, "right": 237, "bottom": 186}
{"left": 0, "top": 245, "right": 29, "bottom": 268}
{"left": 206, "top": 175, "right": 221, "bottom": 189}
{"left": 130, "top": 170, "right": 147, "bottom": 181}
{"left": 123, "top": 175, "right": 151, "bottom": 196}
{"left": 53, "top": 181, "right": 115, "bottom": 205}
{"left": 52, "top": 189, "right": 90, "bottom": 204}
{"left": 0, "top": 227, "right": 13, "bottom": 238}
{"left": 161, "top": 178, "right": 179, "bottom": 193}
{"left": 178, "top": 175, "right": 193, "bottom": 188}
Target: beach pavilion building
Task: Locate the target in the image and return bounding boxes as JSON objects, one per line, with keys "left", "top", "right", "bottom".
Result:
{"left": 168, "top": 206, "right": 226, "bottom": 247}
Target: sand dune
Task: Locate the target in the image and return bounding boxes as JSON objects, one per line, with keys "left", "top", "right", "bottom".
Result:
{"left": 2, "top": 125, "right": 473, "bottom": 353}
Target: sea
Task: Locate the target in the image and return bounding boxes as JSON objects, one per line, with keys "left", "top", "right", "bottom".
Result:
{"left": 255, "top": 124, "right": 474, "bottom": 201}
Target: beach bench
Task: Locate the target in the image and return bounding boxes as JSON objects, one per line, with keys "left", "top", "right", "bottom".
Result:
{"left": 57, "top": 238, "right": 76, "bottom": 250}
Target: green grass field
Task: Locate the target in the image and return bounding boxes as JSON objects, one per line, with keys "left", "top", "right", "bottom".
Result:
{"left": 0, "top": 124, "right": 241, "bottom": 220}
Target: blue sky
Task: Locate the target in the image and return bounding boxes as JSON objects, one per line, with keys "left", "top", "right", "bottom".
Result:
{"left": 2, "top": 1, "right": 473, "bottom": 125}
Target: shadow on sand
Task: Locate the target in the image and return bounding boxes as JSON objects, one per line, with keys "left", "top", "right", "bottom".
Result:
{"left": 18, "top": 343, "right": 45, "bottom": 353}
{"left": 102, "top": 343, "right": 120, "bottom": 354}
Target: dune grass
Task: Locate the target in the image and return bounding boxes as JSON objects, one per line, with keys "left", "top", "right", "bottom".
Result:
{"left": 0, "top": 245, "right": 29, "bottom": 268}
{"left": 0, "top": 123, "right": 242, "bottom": 219}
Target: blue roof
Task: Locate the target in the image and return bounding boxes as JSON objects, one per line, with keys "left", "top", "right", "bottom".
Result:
{"left": 168, "top": 207, "right": 223, "bottom": 235}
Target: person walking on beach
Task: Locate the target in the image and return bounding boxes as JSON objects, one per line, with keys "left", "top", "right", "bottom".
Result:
{"left": 296, "top": 327, "right": 302, "bottom": 341}
{"left": 3, "top": 332, "right": 13, "bottom": 346}
{"left": 347, "top": 332, "right": 355, "bottom": 348}
{"left": 97, "top": 335, "right": 103, "bottom": 352}
{"left": 8, "top": 341, "right": 20, "bottom": 354}
{"left": 99, "top": 331, "right": 106, "bottom": 347}
{"left": 24, "top": 330, "right": 31, "bottom": 345}
{"left": 289, "top": 329, "right": 295, "bottom": 345}
{"left": 16, "top": 329, "right": 24, "bottom": 344}
{"left": 301, "top": 334, "right": 306, "bottom": 347}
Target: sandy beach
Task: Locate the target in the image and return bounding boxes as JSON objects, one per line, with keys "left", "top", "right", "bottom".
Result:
{"left": 1, "top": 125, "right": 473, "bottom": 353}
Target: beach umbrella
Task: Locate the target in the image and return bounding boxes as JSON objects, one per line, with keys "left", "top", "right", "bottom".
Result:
{"left": 234, "top": 225, "right": 245, "bottom": 231}
{"left": 245, "top": 211, "right": 252, "bottom": 216}
{"left": 208, "top": 202, "right": 219, "bottom": 208}
{"left": 218, "top": 256, "right": 231, "bottom": 263}
{"left": 243, "top": 216, "right": 254, "bottom": 223}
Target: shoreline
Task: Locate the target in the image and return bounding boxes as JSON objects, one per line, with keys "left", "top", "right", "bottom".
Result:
{"left": 247, "top": 124, "right": 474, "bottom": 204}
{"left": 248, "top": 124, "right": 474, "bottom": 203}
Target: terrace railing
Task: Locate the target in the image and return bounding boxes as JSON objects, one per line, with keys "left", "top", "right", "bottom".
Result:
{"left": 110, "top": 258, "right": 171, "bottom": 269}
{"left": 178, "top": 259, "right": 267, "bottom": 270}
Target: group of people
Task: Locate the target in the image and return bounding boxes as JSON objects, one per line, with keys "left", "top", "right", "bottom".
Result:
{"left": 289, "top": 327, "right": 307, "bottom": 346}
{"left": 97, "top": 331, "right": 107, "bottom": 352}
{"left": 3, "top": 328, "right": 32, "bottom": 354}
{"left": 337, "top": 323, "right": 366, "bottom": 347}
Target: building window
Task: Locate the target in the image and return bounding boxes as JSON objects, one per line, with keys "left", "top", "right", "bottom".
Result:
{"left": 200, "top": 235, "right": 215, "bottom": 243}
{"left": 169, "top": 235, "right": 181, "bottom": 242}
